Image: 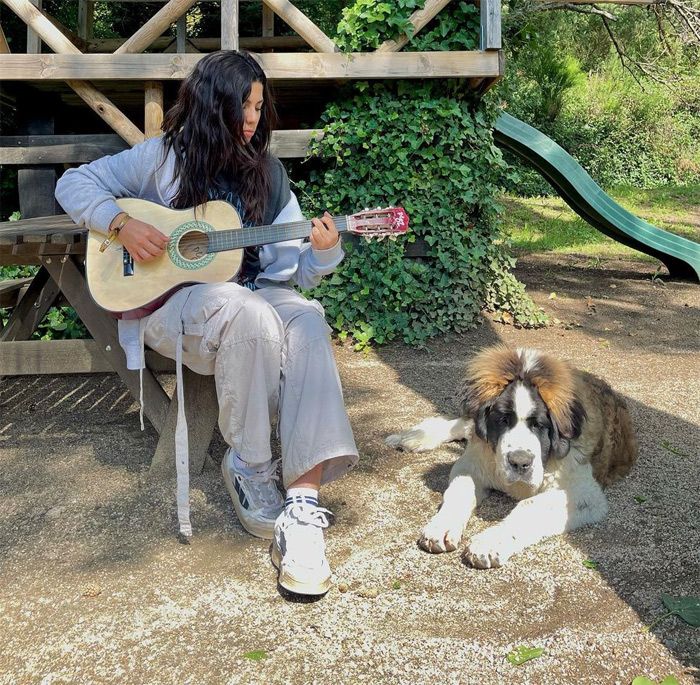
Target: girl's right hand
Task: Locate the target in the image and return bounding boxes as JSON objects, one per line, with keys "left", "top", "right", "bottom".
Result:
{"left": 116, "top": 216, "right": 170, "bottom": 263}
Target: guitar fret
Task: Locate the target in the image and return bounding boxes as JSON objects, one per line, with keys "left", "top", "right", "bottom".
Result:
{"left": 207, "top": 216, "right": 349, "bottom": 253}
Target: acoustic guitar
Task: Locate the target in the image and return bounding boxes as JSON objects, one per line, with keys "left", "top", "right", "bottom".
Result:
{"left": 86, "top": 198, "right": 409, "bottom": 313}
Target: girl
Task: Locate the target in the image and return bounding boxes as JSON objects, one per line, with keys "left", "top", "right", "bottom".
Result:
{"left": 55, "top": 50, "right": 358, "bottom": 596}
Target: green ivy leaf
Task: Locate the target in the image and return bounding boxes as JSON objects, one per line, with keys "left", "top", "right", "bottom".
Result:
{"left": 631, "top": 678, "right": 657, "bottom": 685}
{"left": 582, "top": 559, "right": 598, "bottom": 570}
{"left": 506, "top": 646, "right": 544, "bottom": 666}
{"left": 243, "top": 650, "right": 267, "bottom": 661}
{"left": 661, "top": 594, "right": 700, "bottom": 627}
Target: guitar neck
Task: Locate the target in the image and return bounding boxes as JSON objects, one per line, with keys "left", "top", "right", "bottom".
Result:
{"left": 206, "top": 215, "right": 350, "bottom": 253}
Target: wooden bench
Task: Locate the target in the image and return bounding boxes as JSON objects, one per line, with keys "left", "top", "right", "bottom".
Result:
{"left": 0, "top": 214, "right": 220, "bottom": 476}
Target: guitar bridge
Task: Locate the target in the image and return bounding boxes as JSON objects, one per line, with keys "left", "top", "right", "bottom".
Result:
{"left": 122, "top": 248, "right": 134, "bottom": 276}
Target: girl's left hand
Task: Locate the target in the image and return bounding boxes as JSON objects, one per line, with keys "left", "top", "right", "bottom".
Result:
{"left": 309, "top": 211, "right": 340, "bottom": 251}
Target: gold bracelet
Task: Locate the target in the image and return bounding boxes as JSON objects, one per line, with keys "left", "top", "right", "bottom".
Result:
{"left": 98, "top": 213, "right": 131, "bottom": 253}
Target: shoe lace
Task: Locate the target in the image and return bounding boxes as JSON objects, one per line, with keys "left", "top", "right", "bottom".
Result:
{"left": 285, "top": 504, "right": 331, "bottom": 530}
{"left": 240, "top": 459, "right": 281, "bottom": 509}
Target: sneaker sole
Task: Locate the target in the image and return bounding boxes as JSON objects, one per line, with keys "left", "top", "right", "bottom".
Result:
{"left": 221, "top": 456, "right": 275, "bottom": 540}
{"left": 271, "top": 539, "right": 332, "bottom": 596}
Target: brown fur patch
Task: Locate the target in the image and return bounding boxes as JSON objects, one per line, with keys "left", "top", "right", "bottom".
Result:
{"left": 462, "top": 346, "right": 579, "bottom": 437}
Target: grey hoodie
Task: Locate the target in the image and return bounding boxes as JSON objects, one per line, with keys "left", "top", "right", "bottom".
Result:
{"left": 54, "top": 135, "right": 344, "bottom": 293}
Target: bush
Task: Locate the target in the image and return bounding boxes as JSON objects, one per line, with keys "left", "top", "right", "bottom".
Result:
{"left": 295, "top": 81, "right": 546, "bottom": 349}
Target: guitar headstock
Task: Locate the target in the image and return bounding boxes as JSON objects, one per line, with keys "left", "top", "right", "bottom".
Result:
{"left": 346, "top": 207, "right": 409, "bottom": 237}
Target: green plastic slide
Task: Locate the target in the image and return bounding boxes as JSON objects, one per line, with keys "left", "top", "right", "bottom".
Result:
{"left": 493, "top": 112, "right": 700, "bottom": 282}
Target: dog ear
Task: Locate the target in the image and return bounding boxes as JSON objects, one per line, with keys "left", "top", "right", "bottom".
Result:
{"left": 548, "top": 398, "right": 586, "bottom": 458}
{"left": 474, "top": 404, "right": 489, "bottom": 441}
{"left": 548, "top": 418, "right": 571, "bottom": 460}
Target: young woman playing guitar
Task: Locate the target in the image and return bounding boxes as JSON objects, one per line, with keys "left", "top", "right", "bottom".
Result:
{"left": 55, "top": 50, "right": 358, "bottom": 597}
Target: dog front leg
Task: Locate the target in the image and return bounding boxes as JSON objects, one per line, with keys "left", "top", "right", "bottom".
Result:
{"left": 419, "top": 470, "right": 483, "bottom": 553}
{"left": 464, "top": 483, "right": 608, "bottom": 568}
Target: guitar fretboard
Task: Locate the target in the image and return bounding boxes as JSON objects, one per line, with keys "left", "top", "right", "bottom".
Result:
{"left": 206, "top": 216, "right": 350, "bottom": 253}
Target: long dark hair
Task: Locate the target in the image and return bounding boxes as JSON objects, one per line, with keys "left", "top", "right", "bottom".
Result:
{"left": 162, "top": 50, "right": 277, "bottom": 224}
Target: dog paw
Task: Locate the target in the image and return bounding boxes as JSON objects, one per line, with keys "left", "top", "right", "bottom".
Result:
{"left": 463, "top": 528, "right": 516, "bottom": 569}
{"left": 385, "top": 428, "right": 434, "bottom": 453}
{"left": 418, "top": 518, "right": 463, "bottom": 554}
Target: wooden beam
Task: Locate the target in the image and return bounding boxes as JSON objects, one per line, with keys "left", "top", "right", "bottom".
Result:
{"left": 221, "top": 0, "right": 239, "bottom": 50}
{"left": 86, "top": 36, "right": 306, "bottom": 51}
{"left": 0, "top": 268, "right": 60, "bottom": 341}
{"left": 115, "top": 0, "right": 200, "bottom": 54}
{"left": 0, "top": 51, "right": 503, "bottom": 80}
{"left": 480, "top": 0, "right": 501, "bottom": 50}
{"left": 176, "top": 13, "right": 187, "bottom": 53}
{"left": 0, "top": 339, "right": 176, "bottom": 374}
{"left": 144, "top": 81, "right": 164, "bottom": 138}
{"left": 261, "top": 0, "right": 336, "bottom": 53}
{"left": 0, "top": 129, "right": 323, "bottom": 163}
{"left": 1, "top": 0, "right": 144, "bottom": 146}
{"left": 377, "top": 0, "right": 453, "bottom": 53}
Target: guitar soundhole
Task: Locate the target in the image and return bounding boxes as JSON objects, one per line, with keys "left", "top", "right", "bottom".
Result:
{"left": 177, "top": 230, "right": 209, "bottom": 261}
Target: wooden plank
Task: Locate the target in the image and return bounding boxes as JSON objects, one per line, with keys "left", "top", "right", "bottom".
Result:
{"left": 0, "top": 339, "right": 176, "bottom": 374}
{"left": 176, "top": 14, "right": 187, "bottom": 53}
{"left": 0, "top": 268, "right": 60, "bottom": 340}
{"left": 40, "top": 256, "right": 171, "bottom": 432}
{"left": 149, "top": 367, "right": 219, "bottom": 477}
{"left": 0, "top": 129, "right": 321, "bottom": 163}
{"left": 0, "top": 141, "right": 127, "bottom": 164}
{"left": 144, "top": 81, "right": 164, "bottom": 138}
{"left": 0, "top": 277, "right": 33, "bottom": 295}
{"left": 221, "top": 0, "right": 239, "bottom": 51}
{"left": 86, "top": 36, "right": 306, "bottom": 51}
{"left": 0, "top": 51, "right": 503, "bottom": 80}
{"left": 115, "top": 0, "right": 200, "bottom": 54}
{"left": 262, "top": 0, "right": 336, "bottom": 53}
{"left": 0, "top": 214, "right": 80, "bottom": 237}
{"left": 480, "top": 0, "right": 501, "bottom": 50}
{"left": 377, "top": 0, "right": 453, "bottom": 53}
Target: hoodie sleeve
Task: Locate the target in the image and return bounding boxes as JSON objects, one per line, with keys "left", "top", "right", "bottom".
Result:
{"left": 256, "top": 190, "right": 344, "bottom": 290}
{"left": 54, "top": 137, "right": 168, "bottom": 233}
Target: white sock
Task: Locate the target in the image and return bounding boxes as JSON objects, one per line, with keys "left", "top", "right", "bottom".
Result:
{"left": 285, "top": 487, "right": 319, "bottom": 510}
{"left": 231, "top": 449, "right": 271, "bottom": 476}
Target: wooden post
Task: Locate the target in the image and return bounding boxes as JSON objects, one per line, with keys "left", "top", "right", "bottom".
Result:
{"left": 176, "top": 13, "right": 187, "bottom": 53}
{"left": 377, "top": 0, "right": 453, "bottom": 53}
{"left": 261, "top": 0, "right": 337, "bottom": 53}
{"left": 115, "top": 0, "right": 199, "bottom": 55}
{"left": 221, "top": 0, "right": 239, "bottom": 51}
{"left": 262, "top": 4, "right": 274, "bottom": 38}
{"left": 2, "top": 0, "right": 144, "bottom": 146}
{"left": 78, "top": 0, "right": 95, "bottom": 41}
{"left": 26, "top": 0, "right": 41, "bottom": 53}
{"left": 144, "top": 81, "right": 164, "bottom": 138}
{"left": 480, "top": 0, "right": 501, "bottom": 50}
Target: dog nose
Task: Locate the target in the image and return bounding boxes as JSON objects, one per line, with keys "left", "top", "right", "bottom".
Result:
{"left": 507, "top": 450, "right": 534, "bottom": 472}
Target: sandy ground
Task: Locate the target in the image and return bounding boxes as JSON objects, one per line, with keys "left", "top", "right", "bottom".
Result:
{"left": 0, "top": 254, "right": 698, "bottom": 685}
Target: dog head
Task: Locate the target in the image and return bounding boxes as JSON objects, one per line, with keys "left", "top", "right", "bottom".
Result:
{"left": 460, "top": 346, "right": 586, "bottom": 487}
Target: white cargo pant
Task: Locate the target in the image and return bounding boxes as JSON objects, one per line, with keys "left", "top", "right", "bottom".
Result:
{"left": 143, "top": 281, "right": 358, "bottom": 488}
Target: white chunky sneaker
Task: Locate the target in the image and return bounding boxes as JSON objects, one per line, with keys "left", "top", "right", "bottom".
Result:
{"left": 271, "top": 503, "right": 332, "bottom": 595}
{"left": 221, "top": 448, "right": 284, "bottom": 540}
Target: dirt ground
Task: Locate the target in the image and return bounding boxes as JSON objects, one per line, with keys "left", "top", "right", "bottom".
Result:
{"left": 0, "top": 253, "right": 698, "bottom": 685}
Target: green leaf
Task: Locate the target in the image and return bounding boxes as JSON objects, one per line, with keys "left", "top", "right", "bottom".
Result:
{"left": 582, "top": 559, "right": 598, "bottom": 570}
{"left": 634, "top": 495, "right": 647, "bottom": 504}
{"left": 661, "top": 594, "right": 700, "bottom": 627}
{"left": 506, "top": 646, "right": 544, "bottom": 666}
{"left": 243, "top": 650, "right": 267, "bottom": 661}
{"left": 660, "top": 440, "right": 690, "bottom": 457}
{"left": 631, "top": 678, "right": 657, "bottom": 685}
{"left": 660, "top": 677, "right": 680, "bottom": 685}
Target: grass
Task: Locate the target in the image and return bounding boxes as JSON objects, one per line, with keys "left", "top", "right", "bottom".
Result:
{"left": 501, "top": 185, "right": 700, "bottom": 260}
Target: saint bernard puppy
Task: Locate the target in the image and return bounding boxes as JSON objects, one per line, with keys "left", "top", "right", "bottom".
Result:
{"left": 386, "top": 346, "right": 637, "bottom": 568}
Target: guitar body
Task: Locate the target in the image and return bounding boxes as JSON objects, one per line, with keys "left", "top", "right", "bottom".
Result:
{"left": 86, "top": 199, "right": 243, "bottom": 313}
